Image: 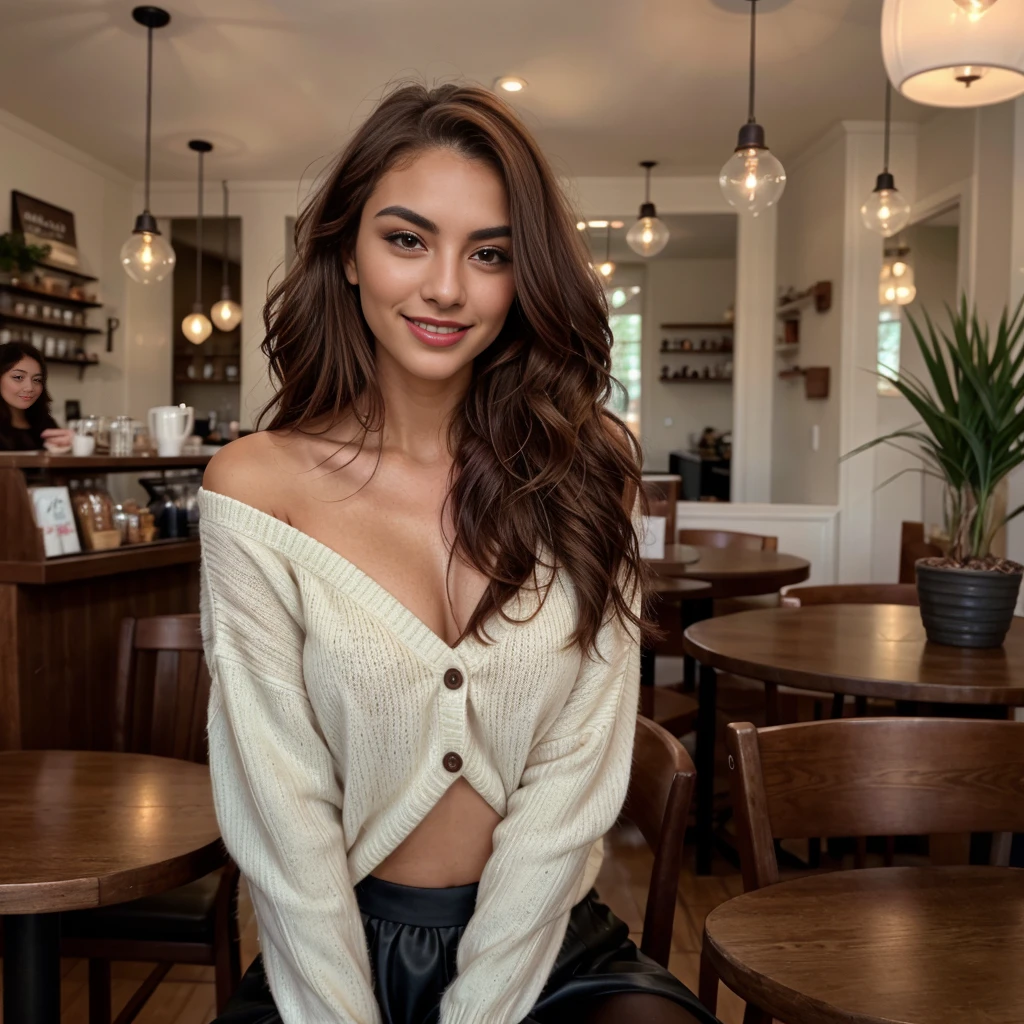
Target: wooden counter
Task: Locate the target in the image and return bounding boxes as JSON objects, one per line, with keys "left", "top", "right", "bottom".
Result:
{"left": 0, "top": 453, "right": 210, "bottom": 751}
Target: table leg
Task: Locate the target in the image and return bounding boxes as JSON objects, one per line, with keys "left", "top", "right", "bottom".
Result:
{"left": 696, "top": 661, "right": 718, "bottom": 875}
{"left": 680, "top": 596, "right": 712, "bottom": 694}
{"left": 3, "top": 913, "right": 61, "bottom": 1024}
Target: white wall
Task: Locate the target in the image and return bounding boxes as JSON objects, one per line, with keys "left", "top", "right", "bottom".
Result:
{"left": 642, "top": 257, "right": 735, "bottom": 472}
{"left": 0, "top": 108, "right": 168, "bottom": 423}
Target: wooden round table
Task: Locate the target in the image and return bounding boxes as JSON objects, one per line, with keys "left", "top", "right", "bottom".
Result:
{"left": 648, "top": 545, "right": 811, "bottom": 598}
{"left": 703, "top": 866, "right": 1024, "bottom": 1024}
{"left": 0, "top": 750, "right": 225, "bottom": 1024}
{"left": 684, "top": 604, "right": 1024, "bottom": 706}
{"left": 646, "top": 547, "right": 811, "bottom": 874}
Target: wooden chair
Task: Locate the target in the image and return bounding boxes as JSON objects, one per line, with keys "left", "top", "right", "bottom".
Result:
{"left": 620, "top": 715, "right": 697, "bottom": 967}
{"left": 700, "top": 717, "right": 1024, "bottom": 1020}
{"left": 677, "top": 529, "right": 777, "bottom": 552}
{"left": 899, "top": 521, "right": 944, "bottom": 584}
{"left": 60, "top": 615, "right": 242, "bottom": 1024}
{"left": 642, "top": 475, "right": 680, "bottom": 542}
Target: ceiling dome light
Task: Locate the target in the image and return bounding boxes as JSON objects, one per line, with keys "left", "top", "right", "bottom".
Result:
{"left": 182, "top": 140, "right": 213, "bottom": 345}
{"left": 494, "top": 77, "right": 527, "bottom": 93}
{"left": 882, "top": 0, "right": 1024, "bottom": 108}
{"left": 626, "top": 161, "right": 670, "bottom": 258}
{"left": 121, "top": 6, "right": 175, "bottom": 284}
{"left": 719, "top": 0, "right": 786, "bottom": 216}
{"left": 861, "top": 81, "right": 912, "bottom": 237}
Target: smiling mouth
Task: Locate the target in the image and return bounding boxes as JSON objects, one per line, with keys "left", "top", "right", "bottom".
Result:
{"left": 403, "top": 317, "right": 470, "bottom": 335}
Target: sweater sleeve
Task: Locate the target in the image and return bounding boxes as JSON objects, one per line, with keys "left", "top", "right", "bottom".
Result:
{"left": 200, "top": 518, "right": 381, "bottom": 1024}
{"left": 439, "top": 565, "right": 642, "bottom": 1024}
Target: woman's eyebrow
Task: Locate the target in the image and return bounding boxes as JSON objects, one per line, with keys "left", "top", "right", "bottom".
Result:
{"left": 375, "top": 206, "right": 510, "bottom": 242}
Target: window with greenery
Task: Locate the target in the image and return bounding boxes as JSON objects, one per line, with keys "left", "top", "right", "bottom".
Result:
{"left": 606, "top": 284, "right": 643, "bottom": 435}
{"left": 877, "top": 305, "right": 901, "bottom": 395}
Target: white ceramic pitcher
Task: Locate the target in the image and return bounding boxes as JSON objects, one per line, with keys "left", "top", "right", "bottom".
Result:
{"left": 148, "top": 405, "right": 194, "bottom": 457}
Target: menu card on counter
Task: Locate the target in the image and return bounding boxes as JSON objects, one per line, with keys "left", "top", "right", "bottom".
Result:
{"left": 640, "top": 515, "right": 666, "bottom": 560}
{"left": 29, "top": 486, "right": 82, "bottom": 557}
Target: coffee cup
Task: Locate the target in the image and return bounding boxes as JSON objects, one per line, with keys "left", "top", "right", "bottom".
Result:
{"left": 71, "top": 433, "right": 96, "bottom": 457}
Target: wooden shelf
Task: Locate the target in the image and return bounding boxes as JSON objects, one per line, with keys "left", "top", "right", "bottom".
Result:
{"left": 0, "top": 538, "right": 201, "bottom": 585}
{"left": 660, "top": 376, "right": 733, "bottom": 384}
{"left": 775, "top": 343, "right": 800, "bottom": 354}
{"left": 174, "top": 377, "right": 239, "bottom": 385}
{"left": 660, "top": 345, "right": 733, "bottom": 355}
{"left": 776, "top": 281, "right": 832, "bottom": 319}
{"left": 660, "top": 322, "right": 734, "bottom": 330}
{"left": 778, "top": 365, "right": 830, "bottom": 398}
{"left": 0, "top": 453, "right": 212, "bottom": 471}
{"left": 34, "top": 261, "right": 98, "bottom": 284}
{"left": 0, "top": 283, "right": 103, "bottom": 309}
{"left": 0, "top": 312, "right": 101, "bottom": 335}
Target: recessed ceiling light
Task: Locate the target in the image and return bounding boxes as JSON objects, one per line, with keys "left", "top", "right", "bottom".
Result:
{"left": 610, "top": 220, "right": 625, "bottom": 229}
{"left": 587, "top": 219, "right": 609, "bottom": 229}
{"left": 495, "top": 77, "right": 526, "bottom": 93}
{"left": 576, "top": 221, "right": 587, "bottom": 231}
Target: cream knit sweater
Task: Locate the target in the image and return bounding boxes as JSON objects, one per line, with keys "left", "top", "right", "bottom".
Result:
{"left": 198, "top": 486, "right": 641, "bottom": 1024}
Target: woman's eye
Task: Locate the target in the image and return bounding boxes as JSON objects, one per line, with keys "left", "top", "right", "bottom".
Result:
{"left": 473, "top": 247, "right": 510, "bottom": 266}
{"left": 386, "top": 231, "right": 423, "bottom": 251}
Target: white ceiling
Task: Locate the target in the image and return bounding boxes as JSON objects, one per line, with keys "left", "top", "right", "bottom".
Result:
{"left": 0, "top": 0, "right": 933, "bottom": 182}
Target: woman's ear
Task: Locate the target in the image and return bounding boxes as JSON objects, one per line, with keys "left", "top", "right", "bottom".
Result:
{"left": 344, "top": 254, "right": 358, "bottom": 286}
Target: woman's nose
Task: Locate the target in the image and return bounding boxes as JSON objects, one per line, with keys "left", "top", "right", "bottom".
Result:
{"left": 420, "top": 249, "right": 466, "bottom": 309}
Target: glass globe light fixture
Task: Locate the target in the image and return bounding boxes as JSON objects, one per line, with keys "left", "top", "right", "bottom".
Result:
{"left": 879, "top": 247, "right": 917, "bottom": 306}
{"left": 861, "top": 82, "right": 911, "bottom": 237}
{"left": 626, "top": 161, "right": 670, "bottom": 257}
{"left": 121, "top": 217, "right": 176, "bottom": 284}
{"left": 211, "top": 289, "right": 243, "bottom": 331}
{"left": 122, "top": 7, "right": 175, "bottom": 284}
{"left": 952, "top": 0, "right": 998, "bottom": 20}
{"left": 720, "top": 125, "right": 787, "bottom": 216}
{"left": 182, "top": 304, "right": 213, "bottom": 345}
{"left": 597, "top": 260, "right": 616, "bottom": 280}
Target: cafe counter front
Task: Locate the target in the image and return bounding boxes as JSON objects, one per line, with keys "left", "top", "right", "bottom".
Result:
{"left": 0, "top": 452, "right": 209, "bottom": 751}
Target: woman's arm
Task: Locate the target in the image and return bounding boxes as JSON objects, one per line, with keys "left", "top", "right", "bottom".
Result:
{"left": 200, "top": 481, "right": 381, "bottom": 1024}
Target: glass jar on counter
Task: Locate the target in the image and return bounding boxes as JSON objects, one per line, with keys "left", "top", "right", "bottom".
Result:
{"left": 109, "top": 415, "right": 134, "bottom": 457}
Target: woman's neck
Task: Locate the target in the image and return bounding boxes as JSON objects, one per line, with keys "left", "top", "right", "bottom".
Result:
{"left": 9, "top": 407, "right": 30, "bottom": 430}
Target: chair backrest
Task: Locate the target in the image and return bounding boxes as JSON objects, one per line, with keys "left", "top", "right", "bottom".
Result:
{"left": 781, "top": 583, "right": 919, "bottom": 608}
{"left": 641, "top": 477, "right": 679, "bottom": 542}
{"left": 622, "top": 715, "right": 697, "bottom": 967}
{"left": 677, "top": 529, "right": 777, "bottom": 552}
{"left": 728, "top": 718, "right": 1024, "bottom": 891}
{"left": 114, "top": 614, "right": 210, "bottom": 763}
{"left": 899, "top": 521, "right": 944, "bottom": 584}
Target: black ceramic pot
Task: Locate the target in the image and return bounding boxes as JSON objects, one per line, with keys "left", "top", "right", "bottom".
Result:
{"left": 916, "top": 561, "right": 1023, "bottom": 648}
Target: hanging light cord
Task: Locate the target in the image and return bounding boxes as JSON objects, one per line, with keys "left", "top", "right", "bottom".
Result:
{"left": 645, "top": 165, "right": 651, "bottom": 204}
{"left": 196, "top": 151, "right": 204, "bottom": 303}
{"left": 221, "top": 180, "right": 229, "bottom": 289}
{"left": 883, "top": 80, "right": 892, "bottom": 174}
{"left": 747, "top": 0, "right": 757, "bottom": 124}
{"left": 144, "top": 25, "right": 154, "bottom": 213}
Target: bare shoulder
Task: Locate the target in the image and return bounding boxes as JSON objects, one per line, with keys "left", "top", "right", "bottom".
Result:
{"left": 202, "top": 431, "right": 289, "bottom": 516}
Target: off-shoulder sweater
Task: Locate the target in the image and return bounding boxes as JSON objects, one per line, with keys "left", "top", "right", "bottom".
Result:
{"left": 197, "top": 486, "right": 641, "bottom": 1024}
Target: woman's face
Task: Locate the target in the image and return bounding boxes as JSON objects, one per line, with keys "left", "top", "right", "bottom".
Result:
{"left": 345, "top": 147, "right": 516, "bottom": 384}
{"left": 1, "top": 356, "right": 44, "bottom": 413}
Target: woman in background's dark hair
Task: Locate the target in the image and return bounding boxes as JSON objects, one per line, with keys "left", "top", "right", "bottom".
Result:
{"left": 0, "top": 342, "right": 71, "bottom": 451}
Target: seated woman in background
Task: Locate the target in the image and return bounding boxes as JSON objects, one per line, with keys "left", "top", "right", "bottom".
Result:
{"left": 0, "top": 341, "right": 73, "bottom": 451}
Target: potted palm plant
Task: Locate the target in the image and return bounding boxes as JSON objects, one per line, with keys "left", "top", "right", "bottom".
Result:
{"left": 848, "top": 295, "right": 1024, "bottom": 648}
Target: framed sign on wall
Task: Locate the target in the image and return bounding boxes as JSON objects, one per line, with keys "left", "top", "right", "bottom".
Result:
{"left": 11, "top": 190, "right": 79, "bottom": 270}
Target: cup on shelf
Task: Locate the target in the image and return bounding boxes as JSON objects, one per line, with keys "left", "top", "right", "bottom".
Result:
{"left": 71, "top": 433, "right": 96, "bottom": 457}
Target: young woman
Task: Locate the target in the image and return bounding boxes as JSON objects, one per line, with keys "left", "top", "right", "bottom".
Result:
{"left": 0, "top": 342, "right": 73, "bottom": 451}
{"left": 200, "top": 84, "right": 719, "bottom": 1024}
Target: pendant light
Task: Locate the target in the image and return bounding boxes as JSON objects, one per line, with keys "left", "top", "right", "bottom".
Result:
{"left": 597, "top": 225, "right": 615, "bottom": 282}
{"left": 182, "top": 140, "right": 213, "bottom": 345}
{"left": 121, "top": 6, "right": 175, "bottom": 284}
{"left": 719, "top": 0, "right": 786, "bottom": 216}
{"left": 210, "top": 180, "right": 243, "bottom": 331}
{"left": 882, "top": 0, "right": 1024, "bottom": 108}
{"left": 879, "top": 242, "right": 917, "bottom": 306}
{"left": 860, "top": 81, "right": 911, "bottom": 237}
{"left": 626, "top": 161, "right": 670, "bottom": 258}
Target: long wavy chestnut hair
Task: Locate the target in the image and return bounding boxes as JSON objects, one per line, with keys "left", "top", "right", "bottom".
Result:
{"left": 259, "top": 82, "right": 653, "bottom": 656}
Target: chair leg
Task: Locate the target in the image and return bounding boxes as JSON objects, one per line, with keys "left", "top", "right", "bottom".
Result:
{"left": 830, "top": 692, "right": 845, "bottom": 719}
{"left": 698, "top": 947, "right": 719, "bottom": 1014}
{"left": 89, "top": 958, "right": 112, "bottom": 1024}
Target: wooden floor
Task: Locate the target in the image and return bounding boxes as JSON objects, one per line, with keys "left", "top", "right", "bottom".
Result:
{"left": 0, "top": 827, "right": 748, "bottom": 1024}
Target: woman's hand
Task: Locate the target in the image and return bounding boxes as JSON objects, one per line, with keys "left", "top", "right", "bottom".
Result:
{"left": 41, "top": 427, "right": 75, "bottom": 451}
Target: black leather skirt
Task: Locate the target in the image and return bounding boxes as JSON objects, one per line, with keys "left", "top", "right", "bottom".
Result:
{"left": 215, "top": 875, "right": 719, "bottom": 1024}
